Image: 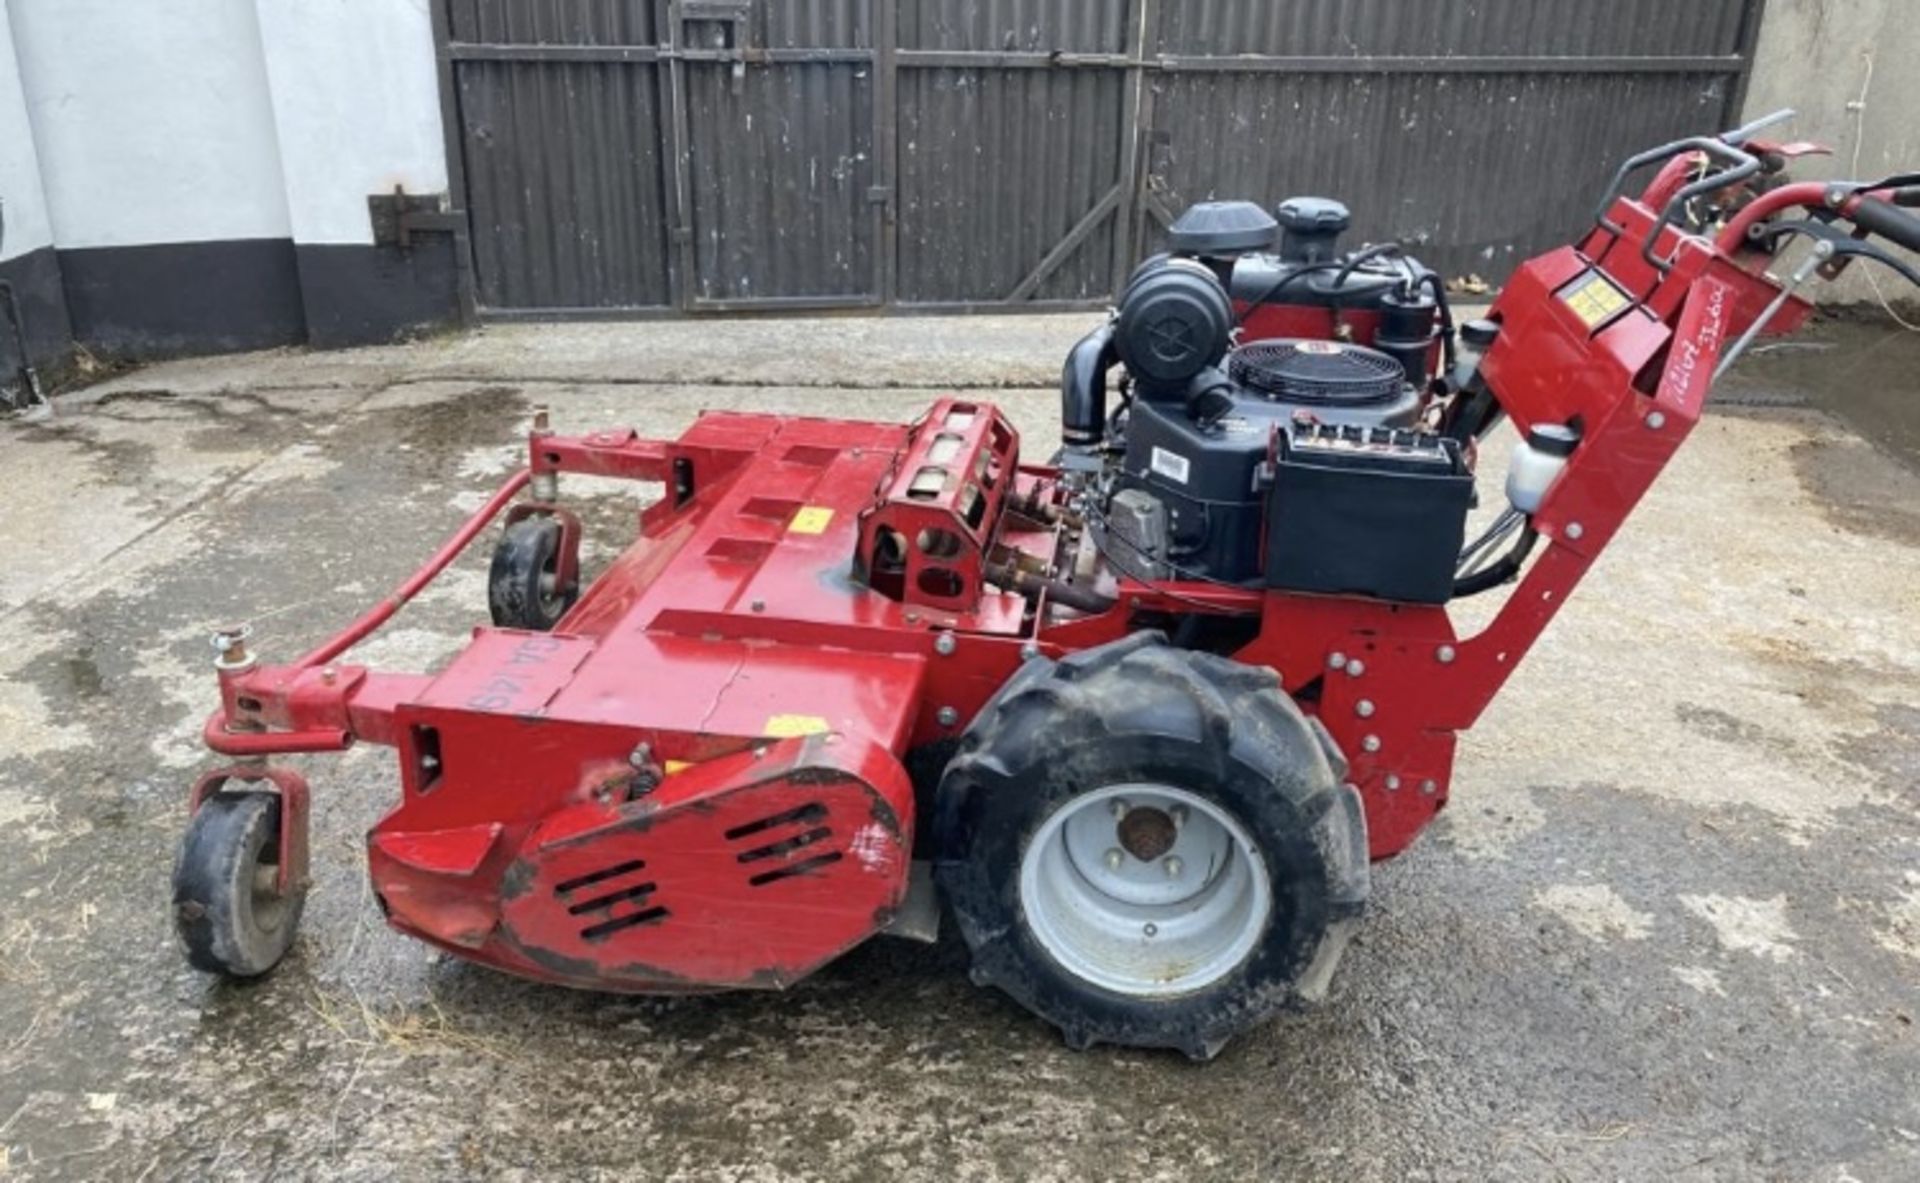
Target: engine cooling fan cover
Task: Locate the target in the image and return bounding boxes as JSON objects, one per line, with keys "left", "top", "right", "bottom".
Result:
{"left": 1227, "top": 339, "right": 1406, "bottom": 407}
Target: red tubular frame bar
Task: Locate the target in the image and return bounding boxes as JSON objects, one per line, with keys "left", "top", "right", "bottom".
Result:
{"left": 202, "top": 469, "right": 534, "bottom": 757}
{"left": 298, "top": 469, "right": 532, "bottom": 669}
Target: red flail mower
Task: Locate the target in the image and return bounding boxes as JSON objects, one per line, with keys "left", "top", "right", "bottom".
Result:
{"left": 174, "top": 116, "right": 1920, "bottom": 1057}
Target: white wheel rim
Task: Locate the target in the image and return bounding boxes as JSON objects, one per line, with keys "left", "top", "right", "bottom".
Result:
{"left": 1018, "top": 783, "right": 1271, "bottom": 997}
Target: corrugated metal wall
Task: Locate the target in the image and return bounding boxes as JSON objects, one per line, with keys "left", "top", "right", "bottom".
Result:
{"left": 436, "top": 0, "right": 1763, "bottom": 317}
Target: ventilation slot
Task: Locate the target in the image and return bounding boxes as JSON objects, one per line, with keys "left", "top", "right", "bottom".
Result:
{"left": 748, "top": 852, "right": 844, "bottom": 887}
{"left": 724, "top": 802, "right": 827, "bottom": 841}
{"left": 736, "top": 827, "right": 832, "bottom": 865}
{"left": 566, "top": 881, "right": 659, "bottom": 916}
{"left": 554, "top": 859, "right": 645, "bottom": 895}
{"left": 580, "top": 907, "right": 670, "bottom": 941}
{"left": 553, "top": 859, "right": 668, "bottom": 941}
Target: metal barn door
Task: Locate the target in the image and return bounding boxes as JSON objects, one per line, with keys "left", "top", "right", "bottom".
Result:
{"left": 437, "top": 0, "right": 1764, "bottom": 317}
{"left": 673, "top": 1, "right": 880, "bottom": 310}
{"left": 1133, "top": 0, "right": 1766, "bottom": 283}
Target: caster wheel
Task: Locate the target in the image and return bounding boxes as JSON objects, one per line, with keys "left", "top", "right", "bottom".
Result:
{"left": 488, "top": 516, "right": 577, "bottom": 631}
{"left": 173, "top": 792, "right": 306, "bottom": 978}
{"left": 935, "top": 633, "right": 1370, "bottom": 1059}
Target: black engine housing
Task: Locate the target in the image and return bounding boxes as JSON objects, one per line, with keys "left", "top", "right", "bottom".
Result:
{"left": 1114, "top": 338, "right": 1423, "bottom": 583}
{"left": 1066, "top": 192, "right": 1466, "bottom": 592}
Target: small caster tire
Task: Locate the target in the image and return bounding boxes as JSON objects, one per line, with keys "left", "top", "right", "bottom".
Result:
{"left": 173, "top": 792, "right": 306, "bottom": 978}
{"left": 488, "top": 516, "right": 577, "bottom": 631}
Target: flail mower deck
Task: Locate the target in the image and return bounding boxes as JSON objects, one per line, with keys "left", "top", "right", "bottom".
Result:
{"left": 173, "top": 114, "right": 1920, "bottom": 1057}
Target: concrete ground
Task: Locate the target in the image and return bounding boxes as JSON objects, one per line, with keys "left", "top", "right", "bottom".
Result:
{"left": 1, "top": 312, "right": 1917, "bottom": 1181}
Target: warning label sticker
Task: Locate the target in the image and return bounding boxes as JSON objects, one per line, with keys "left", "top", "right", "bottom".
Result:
{"left": 1557, "top": 269, "right": 1632, "bottom": 330}
{"left": 1150, "top": 446, "right": 1191, "bottom": 485}
{"left": 788, "top": 506, "right": 834, "bottom": 535}
{"left": 764, "top": 714, "right": 832, "bottom": 738}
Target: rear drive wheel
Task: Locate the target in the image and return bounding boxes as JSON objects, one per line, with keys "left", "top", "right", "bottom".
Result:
{"left": 173, "top": 792, "right": 305, "bottom": 977}
{"left": 935, "top": 633, "right": 1369, "bottom": 1059}
{"left": 489, "top": 517, "right": 577, "bottom": 631}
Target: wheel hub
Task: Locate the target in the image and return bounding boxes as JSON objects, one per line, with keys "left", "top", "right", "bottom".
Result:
{"left": 1116, "top": 805, "right": 1177, "bottom": 861}
{"left": 1019, "top": 784, "right": 1272, "bottom": 997}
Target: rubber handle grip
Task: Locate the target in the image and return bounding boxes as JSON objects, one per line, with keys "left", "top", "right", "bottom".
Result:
{"left": 1887, "top": 185, "right": 1920, "bottom": 209}
{"left": 1853, "top": 196, "right": 1920, "bottom": 252}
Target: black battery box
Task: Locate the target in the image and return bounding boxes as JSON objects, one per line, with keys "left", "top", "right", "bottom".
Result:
{"left": 1264, "top": 422, "right": 1473, "bottom": 604}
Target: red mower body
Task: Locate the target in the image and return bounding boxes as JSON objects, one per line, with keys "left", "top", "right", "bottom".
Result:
{"left": 184, "top": 133, "right": 1920, "bottom": 1012}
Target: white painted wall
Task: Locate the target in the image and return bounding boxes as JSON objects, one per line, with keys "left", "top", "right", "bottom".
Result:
{"left": 255, "top": 0, "right": 449, "bottom": 246}
{"left": 1743, "top": 0, "right": 1920, "bottom": 302}
{"left": 0, "top": 0, "right": 52, "bottom": 262}
{"left": 7, "top": 0, "right": 294, "bottom": 249}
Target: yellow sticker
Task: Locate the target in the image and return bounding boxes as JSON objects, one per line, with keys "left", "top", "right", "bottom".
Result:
{"left": 1558, "top": 270, "right": 1631, "bottom": 330}
{"left": 763, "top": 714, "right": 832, "bottom": 738}
{"left": 788, "top": 506, "right": 834, "bottom": 535}
{"left": 663, "top": 759, "right": 693, "bottom": 776}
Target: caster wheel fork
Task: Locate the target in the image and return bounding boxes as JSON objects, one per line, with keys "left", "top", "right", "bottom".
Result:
{"left": 173, "top": 767, "right": 311, "bottom": 979}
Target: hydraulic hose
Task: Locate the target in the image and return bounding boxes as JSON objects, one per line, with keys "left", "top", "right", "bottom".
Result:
{"left": 1453, "top": 525, "right": 1538, "bottom": 598}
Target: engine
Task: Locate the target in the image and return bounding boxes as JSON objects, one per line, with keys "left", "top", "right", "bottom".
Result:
{"left": 1060, "top": 195, "right": 1497, "bottom": 604}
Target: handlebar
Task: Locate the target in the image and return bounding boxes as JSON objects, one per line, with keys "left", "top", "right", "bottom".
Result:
{"left": 1851, "top": 196, "right": 1920, "bottom": 254}
{"left": 1719, "top": 107, "right": 1797, "bottom": 147}
{"left": 1593, "top": 135, "right": 1762, "bottom": 272}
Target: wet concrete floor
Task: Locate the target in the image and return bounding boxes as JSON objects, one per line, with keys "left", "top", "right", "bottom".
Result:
{"left": 0, "top": 314, "right": 1916, "bottom": 1181}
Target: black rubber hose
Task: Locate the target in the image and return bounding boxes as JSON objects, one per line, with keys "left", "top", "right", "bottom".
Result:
{"left": 1060, "top": 324, "right": 1117, "bottom": 447}
{"left": 1237, "top": 261, "right": 1338, "bottom": 316}
{"left": 1331, "top": 241, "right": 1404, "bottom": 292}
{"left": 1414, "top": 269, "right": 1459, "bottom": 376}
{"left": 1453, "top": 526, "right": 1538, "bottom": 598}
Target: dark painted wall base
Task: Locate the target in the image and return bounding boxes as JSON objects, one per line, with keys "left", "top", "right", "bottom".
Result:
{"left": 0, "top": 245, "right": 74, "bottom": 397}
{"left": 297, "top": 238, "right": 460, "bottom": 349}
{"left": 61, "top": 239, "right": 308, "bottom": 359}
{"left": 49, "top": 235, "right": 461, "bottom": 365}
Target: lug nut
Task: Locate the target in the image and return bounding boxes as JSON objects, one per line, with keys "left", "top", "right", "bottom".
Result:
{"left": 1436, "top": 644, "right": 1457, "bottom": 664}
{"left": 1169, "top": 804, "right": 1187, "bottom": 828}
{"left": 1347, "top": 659, "right": 1365, "bottom": 676}
{"left": 1328, "top": 651, "right": 1347, "bottom": 670}
{"left": 1109, "top": 798, "right": 1130, "bottom": 819}
{"left": 936, "top": 706, "right": 959, "bottom": 727}
{"left": 1105, "top": 848, "right": 1125, "bottom": 871}
{"left": 1356, "top": 699, "right": 1375, "bottom": 718}
{"left": 1362, "top": 735, "right": 1382, "bottom": 753}
{"left": 1164, "top": 856, "right": 1183, "bottom": 878}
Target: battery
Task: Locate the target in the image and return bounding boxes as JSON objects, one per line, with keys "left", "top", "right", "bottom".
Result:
{"left": 1264, "top": 422, "right": 1474, "bottom": 604}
